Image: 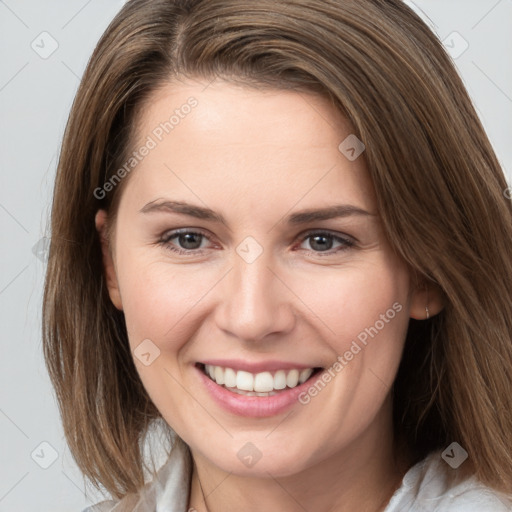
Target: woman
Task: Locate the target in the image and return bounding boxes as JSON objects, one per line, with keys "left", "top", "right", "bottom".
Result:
{"left": 43, "top": 0, "right": 512, "bottom": 510}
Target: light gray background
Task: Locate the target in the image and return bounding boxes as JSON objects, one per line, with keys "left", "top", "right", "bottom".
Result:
{"left": 0, "top": 1, "right": 511, "bottom": 510}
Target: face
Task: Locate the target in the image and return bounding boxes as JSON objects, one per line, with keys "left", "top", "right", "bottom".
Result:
{"left": 97, "top": 79, "right": 426, "bottom": 478}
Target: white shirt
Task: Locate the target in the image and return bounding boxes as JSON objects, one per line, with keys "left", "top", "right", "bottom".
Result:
{"left": 84, "top": 441, "right": 512, "bottom": 511}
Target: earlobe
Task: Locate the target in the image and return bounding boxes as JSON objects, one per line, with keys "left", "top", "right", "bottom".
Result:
{"left": 409, "top": 281, "right": 444, "bottom": 320}
{"left": 95, "top": 209, "right": 123, "bottom": 311}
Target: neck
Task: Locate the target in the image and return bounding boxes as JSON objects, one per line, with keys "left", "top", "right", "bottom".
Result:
{"left": 187, "top": 397, "right": 412, "bottom": 512}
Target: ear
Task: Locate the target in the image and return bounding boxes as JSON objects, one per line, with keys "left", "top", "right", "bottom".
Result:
{"left": 95, "top": 209, "right": 123, "bottom": 311}
{"left": 409, "top": 279, "right": 444, "bottom": 320}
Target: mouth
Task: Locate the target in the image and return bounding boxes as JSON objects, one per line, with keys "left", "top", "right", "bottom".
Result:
{"left": 196, "top": 362, "right": 324, "bottom": 397}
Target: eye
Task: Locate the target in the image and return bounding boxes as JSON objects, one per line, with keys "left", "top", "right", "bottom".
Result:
{"left": 159, "top": 228, "right": 355, "bottom": 257}
{"left": 297, "top": 230, "right": 355, "bottom": 255}
{"left": 160, "top": 229, "right": 212, "bottom": 255}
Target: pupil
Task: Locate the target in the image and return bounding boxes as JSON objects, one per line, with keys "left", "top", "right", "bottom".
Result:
{"left": 180, "top": 233, "right": 201, "bottom": 249}
{"left": 311, "top": 235, "right": 332, "bottom": 251}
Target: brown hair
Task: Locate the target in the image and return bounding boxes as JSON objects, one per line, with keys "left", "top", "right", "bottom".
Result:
{"left": 43, "top": 0, "right": 512, "bottom": 500}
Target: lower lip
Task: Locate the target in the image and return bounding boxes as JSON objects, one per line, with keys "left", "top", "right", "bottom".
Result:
{"left": 195, "top": 365, "right": 320, "bottom": 418}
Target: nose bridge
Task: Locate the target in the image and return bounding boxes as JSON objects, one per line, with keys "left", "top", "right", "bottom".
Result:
{"left": 214, "top": 239, "right": 294, "bottom": 341}
{"left": 235, "top": 247, "right": 274, "bottom": 305}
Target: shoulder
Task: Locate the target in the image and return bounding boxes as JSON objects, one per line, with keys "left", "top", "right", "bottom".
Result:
{"left": 82, "top": 438, "right": 192, "bottom": 512}
{"left": 385, "top": 450, "right": 512, "bottom": 511}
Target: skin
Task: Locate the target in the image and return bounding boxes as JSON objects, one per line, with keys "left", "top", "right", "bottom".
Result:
{"left": 96, "top": 79, "right": 443, "bottom": 512}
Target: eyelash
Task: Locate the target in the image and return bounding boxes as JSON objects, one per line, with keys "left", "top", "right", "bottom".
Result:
{"left": 159, "top": 228, "right": 355, "bottom": 257}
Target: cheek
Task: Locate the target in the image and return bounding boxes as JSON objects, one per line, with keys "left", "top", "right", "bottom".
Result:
{"left": 113, "top": 255, "right": 208, "bottom": 415}
{"left": 115, "top": 252, "right": 219, "bottom": 351}
{"left": 289, "top": 258, "right": 410, "bottom": 349}
{"left": 116, "top": 246, "right": 410, "bottom": 355}
{"left": 289, "top": 261, "right": 410, "bottom": 449}
{"left": 289, "top": 255, "right": 411, "bottom": 424}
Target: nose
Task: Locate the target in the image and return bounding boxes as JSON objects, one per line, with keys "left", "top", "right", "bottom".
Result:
{"left": 213, "top": 245, "right": 296, "bottom": 343}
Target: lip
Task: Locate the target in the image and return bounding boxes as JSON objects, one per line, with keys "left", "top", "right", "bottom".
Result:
{"left": 195, "top": 363, "right": 322, "bottom": 418}
{"left": 199, "top": 359, "right": 318, "bottom": 373}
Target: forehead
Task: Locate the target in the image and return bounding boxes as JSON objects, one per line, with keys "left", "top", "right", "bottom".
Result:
{"left": 136, "top": 79, "right": 350, "bottom": 149}
{"left": 122, "top": 79, "right": 376, "bottom": 215}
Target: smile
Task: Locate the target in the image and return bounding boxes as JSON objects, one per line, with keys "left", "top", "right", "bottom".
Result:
{"left": 202, "top": 364, "right": 321, "bottom": 395}
{"left": 195, "top": 362, "right": 324, "bottom": 417}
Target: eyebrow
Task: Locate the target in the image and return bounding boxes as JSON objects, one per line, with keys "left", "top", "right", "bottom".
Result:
{"left": 139, "top": 199, "right": 375, "bottom": 225}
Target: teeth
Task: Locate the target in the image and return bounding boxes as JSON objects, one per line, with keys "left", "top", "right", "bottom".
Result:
{"left": 203, "top": 364, "right": 316, "bottom": 393}
{"left": 299, "top": 368, "right": 314, "bottom": 384}
{"left": 236, "top": 370, "right": 254, "bottom": 391}
{"left": 286, "top": 369, "right": 299, "bottom": 388}
{"left": 274, "top": 370, "right": 287, "bottom": 390}
{"left": 224, "top": 367, "right": 237, "bottom": 388}
{"left": 214, "top": 366, "right": 224, "bottom": 385}
{"left": 254, "top": 371, "right": 274, "bottom": 392}
{"left": 229, "top": 388, "right": 278, "bottom": 397}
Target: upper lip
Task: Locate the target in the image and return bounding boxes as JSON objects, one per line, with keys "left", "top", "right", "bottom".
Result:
{"left": 198, "top": 359, "right": 321, "bottom": 373}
